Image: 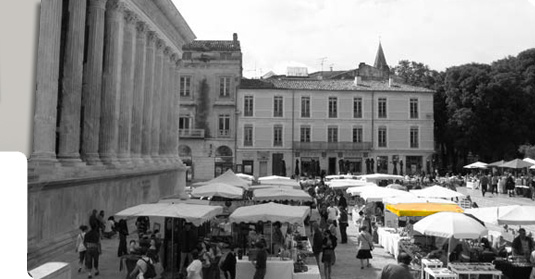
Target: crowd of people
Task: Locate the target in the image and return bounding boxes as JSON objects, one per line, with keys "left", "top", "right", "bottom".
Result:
{"left": 466, "top": 172, "right": 535, "bottom": 199}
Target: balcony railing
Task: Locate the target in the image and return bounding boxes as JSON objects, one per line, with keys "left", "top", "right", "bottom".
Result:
{"left": 293, "top": 141, "right": 372, "bottom": 151}
{"left": 218, "top": 129, "right": 231, "bottom": 138}
{"left": 179, "top": 129, "right": 205, "bottom": 138}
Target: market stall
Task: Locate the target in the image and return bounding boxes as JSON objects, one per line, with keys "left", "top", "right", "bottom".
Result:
{"left": 229, "top": 203, "right": 318, "bottom": 279}
{"left": 192, "top": 169, "right": 252, "bottom": 189}
{"left": 191, "top": 182, "right": 244, "bottom": 199}
{"left": 410, "top": 185, "right": 465, "bottom": 200}
{"left": 253, "top": 187, "right": 313, "bottom": 203}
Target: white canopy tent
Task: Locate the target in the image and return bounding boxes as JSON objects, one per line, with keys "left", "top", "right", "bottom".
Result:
{"left": 383, "top": 196, "right": 457, "bottom": 205}
{"left": 236, "top": 173, "right": 256, "bottom": 182}
{"left": 359, "top": 173, "right": 405, "bottom": 183}
{"left": 325, "top": 174, "right": 360, "bottom": 180}
{"left": 229, "top": 202, "right": 310, "bottom": 224}
{"left": 115, "top": 203, "right": 223, "bottom": 227}
{"left": 346, "top": 184, "right": 379, "bottom": 196}
{"left": 328, "top": 179, "right": 374, "bottom": 189}
{"left": 191, "top": 182, "right": 244, "bottom": 199}
{"left": 192, "top": 169, "right": 251, "bottom": 189}
{"left": 259, "top": 178, "right": 301, "bottom": 188}
{"left": 410, "top": 185, "right": 465, "bottom": 199}
{"left": 253, "top": 187, "right": 313, "bottom": 202}
{"left": 465, "top": 205, "right": 520, "bottom": 225}
{"left": 357, "top": 187, "right": 416, "bottom": 202}
{"left": 497, "top": 206, "right": 535, "bottom": 225}
{"left": 463, "top": 161, "right": 488, "bottom": 169}
{"left": 258, "top": 175, "right": 291, "bottom": 181}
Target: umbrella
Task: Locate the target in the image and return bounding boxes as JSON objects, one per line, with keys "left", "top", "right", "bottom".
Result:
{"left": 410, "top": 185, "right": 465, "bottom": 199}
{"left": 386, "top": 183, "right": 407, "bottom": 191}
{"left": 523, "top": 158, "right": 535, "bottom": 165}
{"left": 487, "top": 160, "right": 505, "bottom": 167}
{"left": 499, "top": 159, "right": 534, "bottom": 169}
{"left": 497, "top": 206, "right": 535, "bottom": 225}
{"left": 258, "top": 175, "right": 290, "bottom": 181}
{"left": 191, "top": 183, "right": 244, "bottom": 199}
{"left": 414, "top": 212, "right": 488, "bottom": 239}
{"left": 463, "top": 161, "right": 488, "bottom": 169}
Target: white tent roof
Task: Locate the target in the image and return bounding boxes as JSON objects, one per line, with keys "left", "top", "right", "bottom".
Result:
{"left": 328, "top": 179, "right": 374, "bottom": 189}
{"left": 383, "top": 196, "right": 457, "bottom": 205}
{"left": 523, "top": 158, "right": 535, "bottom": 165}
{"left": 229, "top": 202, "right": 310, "bottom": 224}
{"left": 463, "top": 161, "right": 488, "bottom": 169}
{"left": 497, "top": 206, "right": 535, "bottom": 225}
{"left": 236, "top": 173, "right": 255, "bottom": 181}
{"left": 191, "top": 183, "right": 244, "bottom": 199}
{"left": 259, "top": 178, "right": 300, "bottom": 188}
{"left": 346, "top": 185, "right": 379, "bottom": 195}
{"left": 192, "top": 169, "right": 251, "bottom": 189}
{"left": 465, "top": 205, "right": 520, "bottom": 225}
{"left": 258, "top": 175, "right": 291, "bottom": 181}
{"left": 357, "top": 187, "right": 416, "bottom": 202}
{"left": 359, "top": 173, "right": 405, "bottom": 181}
{"left": 115, "top": 203, "right": 223, "bottom": 226}
{"left": 410, "top": 185, "right": 465, "bottom": 199}
{"left": 253, "top": 187, "right": 313, "bottom": 202}
{"left": 325, "top": 174, "right": 360, "bottom": 180}
{"left": 414, "top": 212, "right": 488, "bottom": 239}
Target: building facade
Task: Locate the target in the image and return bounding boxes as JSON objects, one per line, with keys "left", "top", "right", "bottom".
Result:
{"left": 178, "top": 34, "right": 242, "bottom": 181}
{"left": 28, "top": 0, "right": 193, "bottom": 268}
{"left": 236, "top": 45, "right": 435, "bottom": 178}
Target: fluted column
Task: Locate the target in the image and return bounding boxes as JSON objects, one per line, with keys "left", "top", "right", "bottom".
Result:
{"left": 99, "top": 0, "right": 125, "bottom": 166}
{"left": 57, "top": 0, "right": 87, "bottom": 166}
{"left": 117, "top": 10, "right": 137, "bottom": 164}
{"left": 141, "top": 31, "right": 157, "bottom": 162}
{"left": 81, "top": 0, "right": 108, "bottom": 166}
{"left": 170, "top": 57, "right": 180, "bottom": 161}
{"left": 30, "top": 0, "right": 63, "bottom": 165}
{"left": 130, "top": 22, "right": 147, "bottom": 164}
{"left": 150, "top": 39, "right": 165, "bottom": 161}
{"left": 158, "top": 47, "right": 172, "bottom": 162}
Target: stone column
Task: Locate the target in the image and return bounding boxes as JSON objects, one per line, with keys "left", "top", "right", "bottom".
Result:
{"left": 99, "top": 0, "right": 125, "bottom": 166}
{"left": 158, "top": 47, "right": 172, "bottom": 162}
{"left": 81, "top": 0, "right": 108, "bottom": 166}
{"left": 57, "top": 0, "right": 87, "bottom": 166}
{"left": 130, "top": 22, "right": 147, "bottom": 164}
{"left": 30, "top": 0, "right": 63, "bottom": 165}
{"left": 170, "top": 56, "right": 180, "bottom": 161}
{"left": 117, "top": 10, "right": 137, "bottom": 164}
{"left": 150, "top": 39, "right": 165, "bottom": 161}
{"left": 141, "top": 32, "right": 157, "bottom": 162}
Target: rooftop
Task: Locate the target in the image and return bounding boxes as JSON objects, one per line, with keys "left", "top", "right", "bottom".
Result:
{"left": 182, "top": 40, "right": 240, "bottom": 52}
{"left": 240, "top": 78, "right": 434, "bottom": 93}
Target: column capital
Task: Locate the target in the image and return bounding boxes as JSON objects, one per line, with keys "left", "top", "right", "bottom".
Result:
{"left": 170, "top": 53, "right": 178, "bottom": 63}
{"left": 106, "top": 0, "right": 125, "bottom": 13}
{"left": 175, "top": 59, "right": 183, "bottom": 68}
{"left": 164, "top": 47, "right": 173, "bottom": 57}
{"left": 147, "top": 31, "right": 158, "bottom": 45}
{"left": 123, "top": 10, "right": 137, "bottom": 26}
{"left": 136, "top": 21, "right": 148, "bottom": 37}
{"left": 156, "top": 39, "right": 166, "bottom": 51}
{"left": 88, "top": 0, "right": 107, "bottom": 9}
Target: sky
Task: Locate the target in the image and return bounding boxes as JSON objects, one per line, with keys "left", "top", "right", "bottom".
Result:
{"left": 172, "top": 0, "right": 535, "bottom": 78}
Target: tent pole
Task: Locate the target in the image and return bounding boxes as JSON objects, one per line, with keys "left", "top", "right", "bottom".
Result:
{"left": 171, "top": 218, "right": 175, "bottom": 279}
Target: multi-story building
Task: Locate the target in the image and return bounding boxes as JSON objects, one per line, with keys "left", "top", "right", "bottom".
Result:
{"left": 178, "top": 34, "right": 242, "bottom": 181}
{"left": 236, "top": 44, "right": 435, "bottom": 178}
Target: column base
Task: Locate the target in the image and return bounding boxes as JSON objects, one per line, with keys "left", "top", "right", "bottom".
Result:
{"left": 83, "top": 153, "right": 104, "bottom": 166}
{"left": 100, "top": 155, "right": 120, "bottom": 168}
{"left": 58, "top": 157, "right": 86, "bottom": 167}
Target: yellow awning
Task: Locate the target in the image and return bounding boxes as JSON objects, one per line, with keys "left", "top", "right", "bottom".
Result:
{"left": 386, "top": 203, "right": 464, "bottom": 217}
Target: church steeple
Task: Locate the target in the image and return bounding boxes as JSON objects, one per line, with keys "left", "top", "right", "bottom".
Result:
{"left": 374, "top": 42, "right": 389, "bottom": 73}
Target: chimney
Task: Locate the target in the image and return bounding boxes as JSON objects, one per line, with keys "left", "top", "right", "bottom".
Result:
{"left": 330, "top": 66, "right": 333, "bottom": 72}
{"left": 233, "top": 33, "right": 238, "bottom": 43}
{"left": 388, "top": 77, "right": 393, "bottom": 87}
{"left": 354, "top": 76, "right": 362, "bottom": 86}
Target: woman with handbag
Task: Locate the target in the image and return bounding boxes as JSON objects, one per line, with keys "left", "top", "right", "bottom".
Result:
{"left": 356, "top": 226, "right": 374, "bottom": 269}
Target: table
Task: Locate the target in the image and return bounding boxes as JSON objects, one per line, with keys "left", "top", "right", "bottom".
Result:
{"left": 493, "top": 259, "right": 532, "bottom": 279}
{"left": 236, "top": 256, "right": 294, "bottom": 279}
{"left": 377, "top": 227, "right": 403, "bottom": 258}
{"left": 424, "top": 268, "right": 458, "bottom": 279}
{"left": 448, "top": 262, "right": 503, "bottom": 279}
{"left": 467, "top": 181, "right": 479, "bottom": 189}
{"left": 421, "top": 259, "right": 444, "bottom": 279}
{"left": 293, "top": 264, "right": 321, "bottom": 279}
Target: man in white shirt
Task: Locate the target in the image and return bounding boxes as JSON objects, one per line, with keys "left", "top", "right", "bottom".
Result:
{"left": 326, "top": 202, "right": 339, "bottom": 227}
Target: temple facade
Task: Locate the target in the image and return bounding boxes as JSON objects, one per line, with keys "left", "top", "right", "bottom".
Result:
{"left": 28, "top": 0, "right": 194, "bottom": 268}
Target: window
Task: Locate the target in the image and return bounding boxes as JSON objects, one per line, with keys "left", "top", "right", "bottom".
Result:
{"left": 353, "top": 97, "right": 362, "bottom": 118}
{"left": 301, "top": 96, "right": 310, "bottom": 118}
{"left": 410, "top": 126, "right": 419, "bottom": 148}
{"left": 219, "top": 77, "right": 231, "bottom": 97}
{"left": 352, "top": 127, "right": 363, "bottom": 143}
{"left": 218, "top": 114, "right": 230, "bottom": 137}
{"left": 274, "top": 96, "right": 283, "bottom": 117}
{"left": 327, "top": 126, "right": 338, "bottom": 143}
{"left": 180, "top": 76, "right": 191, "bottom": 97}
{"left": 300, "top": 126, "right": 311, "bottom": 142}
{"left": 328, "top": 97, "right": 337, "bottom": 118}
{"left": 244, "top": 125, "right": 253, "bottom": 146}
{"left": 273, "top": 125, "right": 282, "bottom": 146}
{"left": 410, "top": 98, "right": 418, "bottom": 119}
{"left": 244, "top": 96, "right": 253, "bottom": 117}
{"left": 378, "top": 126, "right": 387, "bottom": 147}
{"left": 179, "top": 116, "right": 191, "bottom": 130}
{"left": 378, "top": 98, "right": 387, "bottom": 118}
{"left": 220, "top": 52, "right": 232, "bottom": 60}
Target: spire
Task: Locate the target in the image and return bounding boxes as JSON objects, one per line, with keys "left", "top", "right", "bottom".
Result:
{"left": 374, "top": 42, "right": 389, "bottom": 72}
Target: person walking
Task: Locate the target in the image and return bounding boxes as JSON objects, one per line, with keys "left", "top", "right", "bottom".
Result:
{"left": 97, "top": 210, "right": 106, "bottom": 239}
{"left": 356, "top": 226, "right": 374, "bottom": 269}
{"left": 220, "top": 245, "right": 237, "bottom": 279}
{"left": 506, "top": 173, "right": 516, "bottom": 197}
{"left": 75, "top": 225, "right": 88, "bottom": 273}
{"left": 311, "top": 222, "right": 323, "bottom": 268}
{"left": 338, "top": 207, "right": 348, "bottom": 244}
{"left": 179, "top": 222, "right": 198, "bottom": 274}
{"left": 252, "top": 241, "right": 268, "bottom": 279}
{"left": 379, "top": 252, "right": 413, "bottom": 279}
{"left": 117, "top": 219, "right": 129, "bottom": 257}
{"left": 321, "top": 229, "right": 337, "bottom": 279}
{"left": 129, "top": 250, "right": 156, "bottom": 279}
{"left": 84, "top": 224, "right": 101, "bottom": 278}
{"left": 480, "top": 174, "right": 489, "bottom": 197}
{"left": 186, "top": 249, "right": 203, "bottom": 279}
{"left": 491, "top": 174, "right": 499, "bottom": 195}
{"left": 326, "top": 202, "right": 339, "bottom": 227}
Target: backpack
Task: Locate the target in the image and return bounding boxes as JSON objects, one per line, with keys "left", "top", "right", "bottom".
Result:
{"left": 141, "top": 258, "right": 157, "bottom": 279}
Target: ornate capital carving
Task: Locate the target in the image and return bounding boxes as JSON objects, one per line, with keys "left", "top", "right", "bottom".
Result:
{"left": 147, "top": 31, "right": 158, "bottom": 45}
{"left": 123, "top": 10, "right": 137, "bottom": 26}
{"left": 156, "top": 39, "right": 166, "bottom": 50}
{"left": 170, "top": 53, "right": 178, "bottom": 63}
{"left": 136, "top": 22, "right": 148, "bottom": 36}
{"left": 164, "top": 47, "right": 173, "bottom": 57}
{"left": 175, "top": 59, "right": 183, "bottom": 68}
{"left": 88, "top": 0, "right": 108, "bottom": 9}
{"left": 106, "top": 0, "right": 125, "bottom": 13}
